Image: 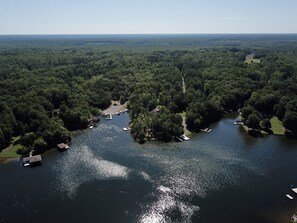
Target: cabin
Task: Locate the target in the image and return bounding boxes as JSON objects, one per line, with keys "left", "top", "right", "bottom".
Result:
{"left": 23, "top": 155, "right": 42, "bottom": 167}
{"left": 57, "top": 143, "right": 69, "bottom": 151}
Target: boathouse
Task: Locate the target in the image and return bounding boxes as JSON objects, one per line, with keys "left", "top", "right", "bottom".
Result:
{"left": 23, "top": 155, "right": 42, "bottom": 167}
{"left": 57, "top": 143, "right": 69, "bottom": 151}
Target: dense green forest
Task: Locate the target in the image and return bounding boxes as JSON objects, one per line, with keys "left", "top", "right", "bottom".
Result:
{"left": 0, "top": 35, "right": 297, "bottom": 155}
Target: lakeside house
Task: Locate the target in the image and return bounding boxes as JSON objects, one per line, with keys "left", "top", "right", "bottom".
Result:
{"left": 57, "top": 143, "right": 69, "bottom": 151}
{"left": 23, "top": 155, "right": 42, "bottom": 167}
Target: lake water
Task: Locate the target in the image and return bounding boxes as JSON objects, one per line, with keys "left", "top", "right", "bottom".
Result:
{"left": 1, "top": 113, "right": 297, "bottom": 223}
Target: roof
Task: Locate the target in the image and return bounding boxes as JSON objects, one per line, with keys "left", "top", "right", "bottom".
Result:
{"left": 23, "top": 155, "right": 42, "bottom": 163}
{"left": 57, "top": 143, "right": 67, "bottom": 149}
{"left": 29, "top": 155, "right": 42, "bottom": 163}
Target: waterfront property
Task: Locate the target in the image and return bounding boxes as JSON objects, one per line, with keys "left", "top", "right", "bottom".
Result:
{"left": 23, "top": 155, "right": 42, "bottom": 167}
{"left": 57, "top": 143, "right": 69, "bottom": 151}
{"left": 1, "top": 113, "right": 297, "bottom": 223}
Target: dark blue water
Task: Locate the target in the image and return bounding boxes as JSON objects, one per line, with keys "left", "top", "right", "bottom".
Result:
{"left": 1, "top": 113, "right": 297, "bottom": 223}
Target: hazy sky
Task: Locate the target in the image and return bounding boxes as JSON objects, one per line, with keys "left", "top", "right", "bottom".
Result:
{"left": 0, "top": 0, "right": 297, "bottom": 34}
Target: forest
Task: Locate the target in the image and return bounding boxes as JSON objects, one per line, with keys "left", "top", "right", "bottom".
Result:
{"left": 0, "top": 35, "right": 297, "bottom": 155}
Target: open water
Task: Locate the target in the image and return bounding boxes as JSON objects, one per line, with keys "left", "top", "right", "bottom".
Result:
{"left": 1, "top": 113, "right": 297, "bottom": 223}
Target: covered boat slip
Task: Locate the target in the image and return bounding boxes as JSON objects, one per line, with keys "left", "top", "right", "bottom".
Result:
{"left": 23, "top": 155, "right": 42, "bottom": 167}
{"left": 57, "top": 143, "right": 69, "bottom": 151}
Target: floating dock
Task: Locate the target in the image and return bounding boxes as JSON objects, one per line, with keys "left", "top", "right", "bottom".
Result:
{"left": 200, "top": 128, "right": 212, "bottom": 133}
{"left": 286, "top": 194, "right": 294, "bottom": 200}
{"left": 105, "top": 113, "right": 112, "bottom": 120}
{"left": 175, "top": 136, "right": 184, "bottom": 142}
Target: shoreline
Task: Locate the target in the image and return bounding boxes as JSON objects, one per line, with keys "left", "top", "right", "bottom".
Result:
{"left": 240, "top": 124, "right": 286, "bottom": 137}
{"left": 0, "top": 157, "right": 19, "bottom": 164}
{"left": 102, "top": 101, "right": 127, "bottom": 115}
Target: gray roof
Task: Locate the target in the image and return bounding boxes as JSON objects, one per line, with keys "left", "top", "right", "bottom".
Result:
{"left": 23, "top": 155, "right": 42, "bottom": 163}
{"left": 57, "top": 143, "right": 67, "bottom": 149}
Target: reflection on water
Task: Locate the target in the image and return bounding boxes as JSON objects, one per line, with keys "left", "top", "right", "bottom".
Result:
{"left": 1, "top": 113, "right": 297, "bottom": 223}
{"left": 53, "top": 145, "right": 130, "bottom": 198}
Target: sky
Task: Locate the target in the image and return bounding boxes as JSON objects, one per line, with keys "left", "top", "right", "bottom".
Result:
{"left": 0, "top": 0, "right": 297, "bottom": 34}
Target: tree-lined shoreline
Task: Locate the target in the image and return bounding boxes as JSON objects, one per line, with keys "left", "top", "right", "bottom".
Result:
{"left": 1, "top": 35, "right": 297, "bottom": 157}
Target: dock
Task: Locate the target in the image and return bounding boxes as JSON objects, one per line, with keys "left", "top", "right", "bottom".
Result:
{"left": 200, "top": 128, "right": 212, "bottom": 133}
{"left": 23, "top": 155, "right": 42, "bottom": 167}
{"left": 179, "top": 134, "right": 190, "bottom": 141}
{"left": 175, "top": 136, "right": 184, "bottom": 142}
{"left": 105, "top": 113, "right": 112, "bottom": 120}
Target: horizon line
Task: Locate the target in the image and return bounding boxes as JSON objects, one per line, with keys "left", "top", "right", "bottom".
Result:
{"left": 1, "top": 32, "right": 297, "bottom": 36}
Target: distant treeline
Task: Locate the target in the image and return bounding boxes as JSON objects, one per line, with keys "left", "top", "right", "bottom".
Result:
{"left": 0, "top": 36, "right": 297, "bottom": 153}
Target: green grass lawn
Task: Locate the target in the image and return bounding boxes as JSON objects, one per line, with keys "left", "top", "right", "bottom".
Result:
{"left": 238, "top": 115, "right": 284, "bottom": 135}
{"left": 244, "top": 59, "right": 261, "bottom": 64}
{"left": 0, "top": 136, "right": 22, "bottom": 158}
{"left": 270, "top": 116, "right": 284, "bottom": 135}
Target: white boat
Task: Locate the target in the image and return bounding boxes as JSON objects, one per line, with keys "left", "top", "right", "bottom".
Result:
{"left": 179, "top": 134, "right": 189, "bottom": 141}
{"left": 122, "top": 127, "right": 131, "bottom": 132}
{"left": 292, "top": 188, "right": 297, "bottom": 194}
{"left": 286, "top": 194, "right": 294, "bottom": 200}
{"left": 89, "top": 126, "right": 94, "bottom": 129}
{"left": 24, "top": 163, "right": 30, "bottom": 167}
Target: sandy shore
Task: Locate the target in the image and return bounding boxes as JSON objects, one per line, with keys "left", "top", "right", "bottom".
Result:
{"left": 102, "top": 101, "right": 127, "bottom": 115}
